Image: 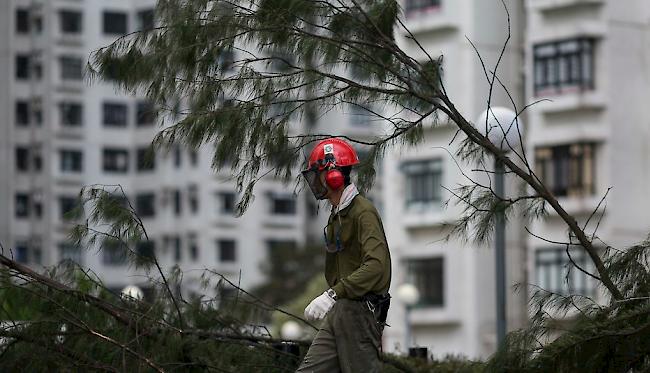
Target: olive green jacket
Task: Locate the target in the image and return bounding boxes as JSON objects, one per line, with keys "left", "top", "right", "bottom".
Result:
{"left": 325, "top": 195, "right": 391, "bottom": 299}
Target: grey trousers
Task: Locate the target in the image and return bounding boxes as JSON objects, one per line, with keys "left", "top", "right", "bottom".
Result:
{"left": 297, "top": 299, "right": 383, "bottom": 373}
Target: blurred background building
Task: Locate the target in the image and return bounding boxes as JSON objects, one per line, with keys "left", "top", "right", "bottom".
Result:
{"left": 384, "top": 0, "right": 650, "bottom": 360}
{"left": 0, "top": 0, "right": 381, "bottom": 297}
{"left": 382, "top": 0, "right": 527, "bottom": 358}
{"left": 1, "top": 0, "right": 649, "bottom": 361}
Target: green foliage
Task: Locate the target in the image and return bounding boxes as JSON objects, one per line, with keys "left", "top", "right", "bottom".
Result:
{"left": 253, "top": 244, "right": 324, "bottom": 308}
{"left": 3, "top": 0, "right": 646, "bottom": 371}
{"left": 88, "top": 0, "right": 444, "bottom": 214}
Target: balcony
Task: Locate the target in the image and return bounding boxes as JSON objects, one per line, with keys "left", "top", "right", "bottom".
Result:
{"left": 534, "top": 89, "right": 606, "bottom": 114}
{"left": 409, "top": 304, "right": 461, "bottom": 326}
{"left": 531, "top": 0, "right": 605, "bottom": 13}
{"left": 401, "top": 1, "right": 459, "bottom": 36}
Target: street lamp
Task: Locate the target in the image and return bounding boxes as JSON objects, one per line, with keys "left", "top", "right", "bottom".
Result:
{"left": 475, "top": 107, "right": 524, "bottom": 347}
{"left": 396, "top": 283, "right": 420, "bottom": 353}
{"left": 121, "top": 285, "right": 144, "bottom": 301}
{"left": 280, "top": 320, "right": 302, "bottom": 340}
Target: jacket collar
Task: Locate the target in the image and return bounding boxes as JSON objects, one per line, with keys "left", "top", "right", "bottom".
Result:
{"left": 331, "top": 194, "right": 358, "bottom": 217}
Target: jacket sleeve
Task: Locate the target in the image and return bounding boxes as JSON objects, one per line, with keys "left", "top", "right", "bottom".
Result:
{"left": 332, "top": 211, "right": 390, "bottom": 299}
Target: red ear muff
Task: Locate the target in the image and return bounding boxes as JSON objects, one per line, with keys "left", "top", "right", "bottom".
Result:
{"left": 325, "top": 169, "right": 345, "bottom": 190}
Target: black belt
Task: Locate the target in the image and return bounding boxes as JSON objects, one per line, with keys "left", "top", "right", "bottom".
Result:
{"left": 361, "top": 293, "right": 391, "bottom": 324}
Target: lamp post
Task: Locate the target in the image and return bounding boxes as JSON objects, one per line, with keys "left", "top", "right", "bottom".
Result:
{"left": 475, "top": 107, "right": 524, "bottom": 347}
{"left": 121, "top": 285, "right": 144, "bottom": 301}
{"left": 396, "top": 283, "right": 420, "bottom": 353}
{"left": 280, "top": 320, "right": 302, "bottom": 340}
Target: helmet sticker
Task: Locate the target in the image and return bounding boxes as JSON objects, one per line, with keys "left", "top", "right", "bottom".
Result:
{"left": 323, "top": 143, "right": 334, "bottom": 154}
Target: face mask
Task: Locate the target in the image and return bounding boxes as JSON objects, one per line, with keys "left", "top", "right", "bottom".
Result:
{"left": 301, "top": 167, "right": 328, "bottom": 200}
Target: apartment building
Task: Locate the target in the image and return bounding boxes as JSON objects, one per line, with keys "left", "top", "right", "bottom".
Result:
{"left": 525, "top": 0, "right": 650, "bottom": 308}
{"left": 1, "top": 0, "right": 354, "bottom": 297}
{"left": 382, "top": 0, "right": 528, "bottom": 359}
{"left": 382, "top": 0, "right": 650, "bottom": 360}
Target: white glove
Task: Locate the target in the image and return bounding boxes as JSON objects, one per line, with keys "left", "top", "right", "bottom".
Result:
{"left": 304, "top": 291, "right": 336, "bottom": 321}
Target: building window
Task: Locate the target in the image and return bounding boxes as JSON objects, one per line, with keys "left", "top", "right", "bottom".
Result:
{"left": 218, "top": 192, "right": 236, "bottom": 215}
{"left": 269, "top": 193, "right": 297, "bottom": 215}
{"left": 136, "top": 241, "right": 155, "bottom": 260}
{"left": 15, "top": 147, "right": 41, "bottom": 173}
{"left": 16, "top": 9, "right": 30, "bottom": 34}
{"left": 136, "top": 147, "right": 155, "bottom": 171}
{"left": 102, "top": 241, "right": 127, "bottom": 266}
{"left": 136, "top": 101, "right": 156, "bottom": 126}
{"left": 137, "top": 9, "right": 155, "bottom": 30}
{"left": 16, "top": 147, "right": 29, "bottom": 172}
{"left": 103, "top": 11, "right": 127, "bottom": 35}
{"left": 103, "top": 148, "right": 129, "bottom": 173}
{"left": 60, "top": 56, "right": 83, "bottom": 81}
{"left": 103, "top": 103, "right": 128, "bottom": 126}
{"left": 59, "top": 10, "right": 82, "bottom": 34}
{"left": 60, "top": 102, "right": 83, "bottom": 126}
{"left": 59, "top": 196, "right": 78, "bottom": 220}
{"left": 14, "top": 242, "right": 29, "bottom": 263}
{"left": 405, "top": 0, "right": 441, "bottom": 15}
{"left": 173, "top": 237, "right": 182, "bottom": 262}
{"left": 60, "top": 150, "right": 83, "bottom": 172}
{"left": 218, "top": 240, "right": 236, "bottom": 262}
{"left": 173, "top": 146, "right": 182, "bottom": 168}
{"left": 189, "top": 150, "right": 199, "bottom": 167}
{"left": 136, "top": 193, "right": 156, "bottom": 217}
{"left": 407, "top": 257, "right": 444, "bottom": 307}
{"left": 402, "top": 159, "right": 443, "bottom": 210}
{"left": 188, "top": 185, "right": 199, "bottom": 214}
{"left": 59, "top": 243, "right": 82, "bottom": 264}
{"left": 536, "top": 248, "right": 593, "bottom": 295}
{"left": 173, "top": 190, "right": 182, "bottom": 216}
{"left": 16, "top": 55, "right": 31, "bottom": 80}
{"left": 535, "top": 143, "right": 596, "bottom": 198}
{"left": 15, "top": 101, "right": 30, "bottom": 126}
{"left": 189, "top": 235, "right": 199, "bottom": 262}
{"left": 15, "top": 193, "right": 30, "bottom": 218}
{"left": 33, "top": 149, "right": 42, "bottom": 171}
{"left": 534, "top": 38, "right": 595, "bottom": 95}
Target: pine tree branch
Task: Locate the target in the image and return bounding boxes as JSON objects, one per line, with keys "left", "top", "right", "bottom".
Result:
{"left": 0, "top": 250, "right": 133, "bottom": 327}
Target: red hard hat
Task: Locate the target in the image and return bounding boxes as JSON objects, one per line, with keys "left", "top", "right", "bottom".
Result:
{"left": 305, "top": 138, "right": 360, "bottom": 171}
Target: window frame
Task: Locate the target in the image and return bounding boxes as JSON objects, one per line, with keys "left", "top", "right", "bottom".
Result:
{"left": 402, "top": 158, "right": 444, "bottom": 211}
{"left": 535, "top": 142, "right": 596, "bottom": 198}
{"left": 16, "top": 9, "right": 30, "bottom": 34}
{"left": 137, "top": 8, "right": 155, "bottom": 30}
{"left": 135, "top": 193, "right": 156, "bottom": 218}
{"left": 404, "top": 0, "right": 441, "bottom": 16}
{"left": 136, "top": 147, "right": 155, "bottom": 171}
{"left": 59, "top": 56, "right": 84, "bottom": 81}
{"left": 136, "top": 100, "right": 156, "bottom": 126}
{"left": 58, "top": 196, "right": 78, "bottom": 220}
{"left": 60, "top": 102, "right": 83, "bottom": 126}
{"left": 535, "top": 247, "right": 594, "bottom": 296}
{"left": 60, "top": 149, "right": 83, "bottom": 172}
{"left": 59, "top": 9, "right": 83, "bottom": 34}
{"left": 103, "top": 11, "right": 128, "bottom": 35}
{"left": 269, "top": 193, "right": 297, "bottom": 215}
{"left": 15, "top": 55, "right": 31, "bottom": 80}
{"left": 103, "top": 102, "right": 128, "bottom": 127}
{"left": 102, "top": 148, "right": 130, "bottom": 173}
{"left": 218, "top": 239, "right": 237, "bottom": 262}
{"left": 533, "top": 37, "right": 595, "bottom": 95}
{"left": 406, "top": 256, "right": 444, "bottom": 308}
